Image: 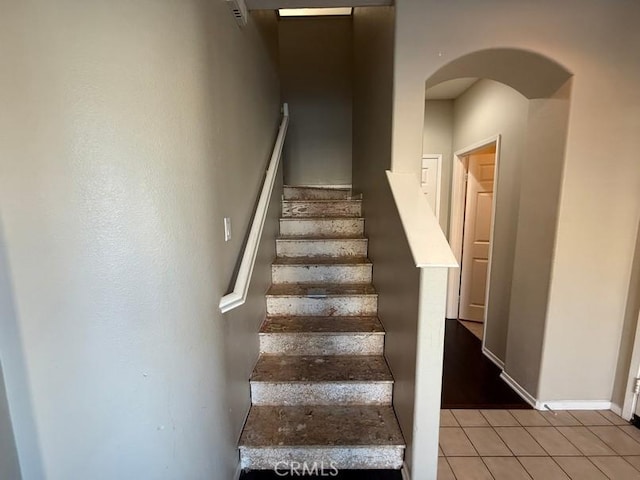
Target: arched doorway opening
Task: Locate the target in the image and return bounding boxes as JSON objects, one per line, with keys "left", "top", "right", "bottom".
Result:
{"left": 422, "top": 48, "right": 573, "bottom": 408}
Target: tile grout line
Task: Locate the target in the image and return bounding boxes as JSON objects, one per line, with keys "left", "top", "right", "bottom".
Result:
{"left": 441, "top": 409, "right": 640, "bottom": 479}
{"left": 476, "top": 455, "right": 498, "bottom": 480}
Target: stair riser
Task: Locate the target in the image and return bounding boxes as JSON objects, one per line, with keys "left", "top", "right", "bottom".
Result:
{"left": 259, "top": 333, "right": 384, "bottom": 356}
{"left": 280, "top": 219, "right": 364, "bottom": 237}
{"left": 276, "top": 239, "right": 368, "bottom": 258}
{"left": 240, "top": 446, "right": 404, "bottom": 470}
{"left": 284, "top": 187, "right": 351, "bottom": 200}
{"left": 251, "top": 382, "right": 392, "bottom": 406}
{"left": 266, "top": 296, "right": 378, "bottom": 316}
{"left": 272, "top": 264, "right": 372, "bottom": 284}
{"left": 282, "top": 201, "right": 362, "bottom": 218}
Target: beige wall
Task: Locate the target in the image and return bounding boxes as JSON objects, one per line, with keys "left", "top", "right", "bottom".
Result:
{"left": 422, "top": 100, "right": 453, "bottom": 233}
{"left": 506, "top": 81, "right": 572, "bottom": 396}
{"left": 453, "top": 80, "right": 529, "bottom": 364}
{"left": 353, "top": 3, "right": 426, "bottom": 470}
{"left": 394, "top": 0, "right": 640, "bottom": 405}
{"left": 279, "top": 17, "right": 353, "bottom": 186}
{"left": 0, "top": 2, "right": 280, "bottom": 478}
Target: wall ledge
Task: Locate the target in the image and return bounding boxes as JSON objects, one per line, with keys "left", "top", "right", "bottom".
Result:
{"left": 386, "top": 170, "right": 457, "bottom": 268}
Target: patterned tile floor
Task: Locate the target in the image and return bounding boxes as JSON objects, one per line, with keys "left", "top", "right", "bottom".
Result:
{"left": 439, "top": 408, "right": 640, "bottom": 479}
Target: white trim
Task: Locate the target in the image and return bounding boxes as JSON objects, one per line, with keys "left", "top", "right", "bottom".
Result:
{"left": 611, "top": 403, "right": 624, "bottom": 417}
{"left": 446, "top": 135, "right": 501, "bottom": 345}
{"left": 386, "top": 171, "right": 458, "bottom": 267}
{"left": 233, "top": 462, "right": 242, "bottom": 480}
{"left": 500, "top": 371, "right": 537, "bottom": 408}
{"left": 401, "top": 462, "right": 411, "bottom": 480}
{"left": 537, "top": 400, "right": 613, "bottom": 411}
{"left": 622, "top": 310, "right": 640, "bottom": 419}
{"left": 219, "top": 103, "right": 289, "bottom": 313}
{"left": 500, "top": 371, "right": 617, "bottom": 412}
{"left": 482, "top": 346, "right": 505, "bottom": 370}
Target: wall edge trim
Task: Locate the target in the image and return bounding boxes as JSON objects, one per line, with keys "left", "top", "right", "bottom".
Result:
{"left": 482, "top": 346, "right": 505, "bottom": 370}
{"left": 500, "top": 371, "right": 537, "bottom": 407}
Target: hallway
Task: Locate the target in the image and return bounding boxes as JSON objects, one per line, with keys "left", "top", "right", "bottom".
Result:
{"left": 441, "top": 319, "right": 530, "bottom": 409}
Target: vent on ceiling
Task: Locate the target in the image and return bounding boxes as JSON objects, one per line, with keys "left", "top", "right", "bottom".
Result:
{"left": 226, "top": 0, "right": 248, "bottom": 27}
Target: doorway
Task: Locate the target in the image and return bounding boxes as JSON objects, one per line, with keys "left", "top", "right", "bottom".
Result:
{"left": 447, "top": 137, "right": 499, "bottom": 344}
{"left": 440, "top": 136, "right": 527, "bottom": 408}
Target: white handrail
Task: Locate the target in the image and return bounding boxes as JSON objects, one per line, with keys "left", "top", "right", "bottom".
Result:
{"left": 219, "top": 104, "right": 289, "bottom": 313}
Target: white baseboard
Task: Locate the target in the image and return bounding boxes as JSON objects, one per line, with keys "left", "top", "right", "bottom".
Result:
{"left": 611, "top": 403, "right": 624, "bottom": 416}
{"left": 401, "top": 462, "right": 411, "bottom": 480}
{"left": 482, "top": 346, "right": 505, "bottom": 370}
{"left": 537, "top": 400, "right": 613, "bottom": 411}
{"left": 500, "top": 371, "right": 537, "bottom": 407}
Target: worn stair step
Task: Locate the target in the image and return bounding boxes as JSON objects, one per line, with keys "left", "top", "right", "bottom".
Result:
{"left": 250, "top": 355, "right": 393, "bottom": 406}
{"left": 284, "top": 186, "right": 352, "bottom": 200}
{"left": 239, "top": 405, "right": 405, "bottom": 470}
{"left": 280, "top": 218, "right": 364, "bottom": 237}
{"left": 260, "top": 316, "right": 384, "bottom": 356}
{"left": 282, "top": 199, "right": 362, "bottom": 218}
{"left": 272, "top": 256, "right": 373, "bottom": 284}
{"left": 276, "top": 236, "right": 368, "bottom": 258}
{"left": 266, "top": 284, "right": 378, "bottom": 316}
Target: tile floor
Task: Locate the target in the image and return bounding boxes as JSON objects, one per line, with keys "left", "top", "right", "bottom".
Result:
{"left": 439, "top": 408, "right": 640, "bottom": 479}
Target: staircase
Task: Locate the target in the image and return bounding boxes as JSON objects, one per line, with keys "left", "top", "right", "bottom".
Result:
{"left": 239, "top": 186, "right": 405, "bottom": 472}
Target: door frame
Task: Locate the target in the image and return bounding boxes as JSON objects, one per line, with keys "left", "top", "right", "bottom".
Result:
{"left": 446, "top": 135, "right": 501, "bottom": 349}
{"left": 622, "top": 310, "right": 640, "bottom": 420}
{"left": 421, "top": 153, "right": 443, "bottom": 219}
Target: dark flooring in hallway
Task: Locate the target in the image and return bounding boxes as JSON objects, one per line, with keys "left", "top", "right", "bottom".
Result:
{"left": 441, "top": 318, "right": 531, "bottom": 409}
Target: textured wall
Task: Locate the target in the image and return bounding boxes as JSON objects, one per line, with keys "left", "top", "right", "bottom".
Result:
{"left": 393, "top": 0, "right": 640, "bottom": 404}
{"left": 279, "top": 17, "right": 353, "bottom": 186}
{"left": 0, "top": 1, "right": 280, "bottom": 478}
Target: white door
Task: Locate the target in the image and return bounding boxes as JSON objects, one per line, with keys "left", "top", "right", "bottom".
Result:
{"left": 421, "top": 154, "right": 442, "bottom": 219}
{"left": 459, "top": 153, "right": 495, "bottom": 322}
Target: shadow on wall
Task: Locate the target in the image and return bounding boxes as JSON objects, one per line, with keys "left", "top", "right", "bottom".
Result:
{"left": 612, "top": 219, "right": 640, "bottom": 409}
{"left": 423, "top": 48, "right": 573, "bottom": 398}
{"left": 0, "top": 220, "right": 43, "bottom": 479}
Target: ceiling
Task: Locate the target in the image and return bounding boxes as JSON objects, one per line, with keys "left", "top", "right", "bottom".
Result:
{"left": 245, "top": 0, "right": 392, "bottom": 9}
{"left": 425, "top": 78, "right": 478, "bottom": 100}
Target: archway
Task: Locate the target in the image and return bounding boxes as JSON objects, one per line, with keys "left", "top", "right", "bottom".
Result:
{"left": 422, "top": 48, "right": 573, "bottom": 407}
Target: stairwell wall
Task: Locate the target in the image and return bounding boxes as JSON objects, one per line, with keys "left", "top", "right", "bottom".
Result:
{"left": 0, "top": 2, "right": 280, "bottom": 479}
{"left": 352, "top": 4, "right": 426, "bottom": 472}
{"left": 279, "top": 17, "right": 353, "bottom": 186}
